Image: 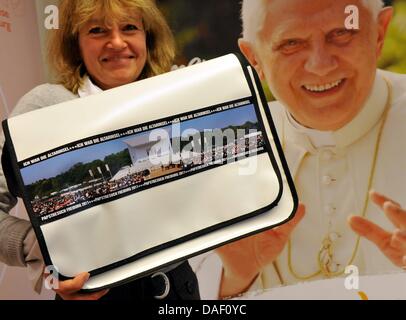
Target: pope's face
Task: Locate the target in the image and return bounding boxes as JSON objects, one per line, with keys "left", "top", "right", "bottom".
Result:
{"left": 249, "top": 0, "right": 390, "bottom": 130}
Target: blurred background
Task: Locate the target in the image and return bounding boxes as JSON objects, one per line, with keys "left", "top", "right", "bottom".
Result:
{"left": 379, "top": 0, "right": 406, "bottom": 73}
{"left": 160, "top": 0, "right": 405, "bottom": 99}
{"left": 160, "top": 0, "right": 405, "bottom": 73}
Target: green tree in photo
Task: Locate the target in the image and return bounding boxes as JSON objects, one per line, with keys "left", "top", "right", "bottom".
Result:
{"left": 379, "top": 0, "right": 406, "bottom": 73}
{"left": 26, "top": 149, "right": 132, "bottom": 200}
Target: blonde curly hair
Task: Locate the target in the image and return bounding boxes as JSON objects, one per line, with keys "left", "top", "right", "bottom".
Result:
{"left": 48, "top": 0, "right": 175, "bottom": 93}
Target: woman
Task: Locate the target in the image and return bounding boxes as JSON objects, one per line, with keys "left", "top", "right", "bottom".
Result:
{"left": 0, "top": 0, "right": 200, "bottom": 300}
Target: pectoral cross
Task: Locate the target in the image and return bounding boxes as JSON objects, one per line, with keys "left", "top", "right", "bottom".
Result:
{"left": 318, "top": 233, "right": 341, "bottom": 277}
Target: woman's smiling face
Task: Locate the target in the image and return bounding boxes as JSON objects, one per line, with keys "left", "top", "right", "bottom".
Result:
{"left": 79, "top": 10, "right": 147, "bottom": 90}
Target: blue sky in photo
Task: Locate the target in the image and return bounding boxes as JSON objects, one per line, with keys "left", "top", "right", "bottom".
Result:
{"left": 21, "top": 104, "right": 258, "bottom": 185}
{"left": 179, "top": 104, "right": 258, "bottom": 134}
{"left": 21, "top": 139, "right": 129, "bottom": 185}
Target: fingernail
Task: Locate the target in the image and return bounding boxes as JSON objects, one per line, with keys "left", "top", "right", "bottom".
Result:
{"left": 383, "top": 201, "right": 399, "bottom": 210}
{"left": 394, "top": 230, "right": 406, "bottom": 243}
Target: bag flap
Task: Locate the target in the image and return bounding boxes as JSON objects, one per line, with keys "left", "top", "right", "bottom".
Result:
{"left": 2, "top": 54, "right": 297, "bottom": 288}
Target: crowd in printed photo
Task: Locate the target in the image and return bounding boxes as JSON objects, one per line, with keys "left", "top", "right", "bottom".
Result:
{"left": 30, "top": 132, "right": 265, "bottom": 217}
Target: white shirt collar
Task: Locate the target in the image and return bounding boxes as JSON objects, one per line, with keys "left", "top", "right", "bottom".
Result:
{"left": 285, "top": 71, "right": 388, "bottom": 150}
{"left": 78, "top": 75, "right": 103, "bottom": 98}
{"left": 286, "top": 111, "right": 335, "bottom": 148}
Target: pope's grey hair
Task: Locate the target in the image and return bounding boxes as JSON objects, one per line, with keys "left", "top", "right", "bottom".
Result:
{"left": 241, "top": 0, "right": 385, "bottom": 42}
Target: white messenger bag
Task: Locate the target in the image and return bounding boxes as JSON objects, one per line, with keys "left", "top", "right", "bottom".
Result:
{"left": 2, "top": 54, "right": 297, "bottom": 291}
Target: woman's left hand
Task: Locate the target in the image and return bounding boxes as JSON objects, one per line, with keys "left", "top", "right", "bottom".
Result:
{"left": 48, "top": 272, "right": 110, "bottom": 300}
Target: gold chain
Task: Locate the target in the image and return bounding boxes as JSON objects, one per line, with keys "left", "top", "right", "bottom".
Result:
{"left": 287, "top": 77, "right": 393, "bottom": 280}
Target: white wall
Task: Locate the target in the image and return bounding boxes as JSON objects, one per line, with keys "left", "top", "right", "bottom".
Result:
{"left": 35, "top": 0, "right": 59, "bottom": 81}
{"left": 0, "top": 0, "right": 54, "bottom": 300}
{"left": 0, "top": 0, "right": 45, "bottom": 119}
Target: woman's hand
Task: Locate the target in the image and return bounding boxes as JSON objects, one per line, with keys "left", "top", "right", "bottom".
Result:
{"left": 52, "top": 272, "right": 110, "bottom": 300}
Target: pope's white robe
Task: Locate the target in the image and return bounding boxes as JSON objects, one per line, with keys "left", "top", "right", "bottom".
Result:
{"left": 191, "top": 69, "right": 406, "bottom": 299}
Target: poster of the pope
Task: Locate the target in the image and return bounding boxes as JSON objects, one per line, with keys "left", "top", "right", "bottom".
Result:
{"left": 186, "top": 0, "right": 406, "bottom": 299}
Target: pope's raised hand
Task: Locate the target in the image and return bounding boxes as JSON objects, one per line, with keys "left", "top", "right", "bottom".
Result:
{"left": 349, "top": 191, "right": 406, "bottom": 268}
{"left": 216, "top": 204, "right": 305, "bottom": 298}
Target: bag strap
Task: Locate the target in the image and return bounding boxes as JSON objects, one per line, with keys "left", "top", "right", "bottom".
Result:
{"left": 1, "top": 141, "right": 22, "bottom": 198}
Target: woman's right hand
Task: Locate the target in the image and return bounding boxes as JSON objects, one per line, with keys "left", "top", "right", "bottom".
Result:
{"left": 53, "top": 272, "right": 109, "bottom": 300}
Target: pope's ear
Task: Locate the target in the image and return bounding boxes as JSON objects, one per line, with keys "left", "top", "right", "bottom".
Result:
{"left": 238, "top": 39, "right": 265, "bottom": 80}
{"left": 376, "top": 6, "right": 393, "bottom": 57}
